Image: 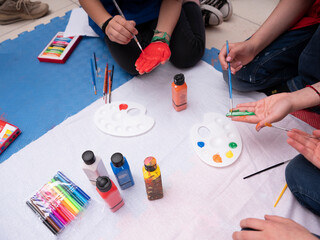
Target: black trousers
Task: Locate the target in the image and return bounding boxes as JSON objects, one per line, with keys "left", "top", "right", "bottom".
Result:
{"left": 104, "top": 2, "right": 205, "bottom": 75}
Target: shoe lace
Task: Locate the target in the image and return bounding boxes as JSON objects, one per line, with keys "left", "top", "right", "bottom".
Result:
{"left": 16, "top": 0, "right": 32, "bottom": 16}
{"left": 201, "top": 0, "right": 227, "bottom": 9}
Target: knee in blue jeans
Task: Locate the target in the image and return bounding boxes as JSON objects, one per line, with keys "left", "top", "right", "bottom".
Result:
{"left": 285, "top": 155, "right": 320, "bottom": 216}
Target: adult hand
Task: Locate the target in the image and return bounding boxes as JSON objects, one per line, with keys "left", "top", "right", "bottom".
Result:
{"left": 229, "top": 92, "right": 293, "bottom": 131}
{"left": 233, "top": 215, "right": 318, "bottom": 240}
{"left": 287, "top": 129, "right": 320, "bottom": 169}
{"left": 105, "top": 15, "right": 138, "bottom": 45}
{"left": 219, "top": 40, "right": 257, "bottom": 74}
{"left": 135, "top": 42, "right": 171, "bottom": 75}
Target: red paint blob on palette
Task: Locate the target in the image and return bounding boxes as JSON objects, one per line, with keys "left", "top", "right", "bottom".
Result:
{"left": 119, "top": 104, "right": 128, "bottom": 111}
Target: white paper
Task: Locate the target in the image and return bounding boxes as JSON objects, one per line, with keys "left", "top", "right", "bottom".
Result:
{"left": 64, "top": 8, "right": 99, "bottom": 38}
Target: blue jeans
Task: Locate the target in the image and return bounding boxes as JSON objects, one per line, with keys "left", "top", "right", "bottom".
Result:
{"left": 286, "top": 154, "right": 320, "bottom": 238}
{"left": 223, "top": 24, "right": 320, "bottom": 92}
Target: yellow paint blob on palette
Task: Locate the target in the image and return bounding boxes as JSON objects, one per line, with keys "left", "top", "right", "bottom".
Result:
{"left": 190, "top": 112, "right": 242, "bottom": 167}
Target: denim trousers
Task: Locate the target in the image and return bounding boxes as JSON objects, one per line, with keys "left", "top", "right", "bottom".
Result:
{"left": 286, "top": 154, "right": 320, "bottom": 238}
{"left": 223, "top": 24, "right": 320, "bottom": 92}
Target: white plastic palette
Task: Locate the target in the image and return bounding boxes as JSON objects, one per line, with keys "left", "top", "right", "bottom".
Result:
{"left": 94, "top": 101, "right": 155, "bottom": 137}
{"left": 190, "top": 112, "right": 242, "bottom": 167}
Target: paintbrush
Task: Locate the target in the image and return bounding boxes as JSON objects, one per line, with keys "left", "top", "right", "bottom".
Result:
{"left": 93, "top": 52, "right": 99, "bottom": 77}
{"left": 264, "top": 123, "right": 320, "bottom": 139}
{"left": 112, "top": 0, "right": 144, "bottom": 53}
{"left": 109, "top": 65, "right": 114, "bottom": 104}
{"left": 274, "top": 183, "right": 287, "bottom": 207}
{"left": 265, "top": 123, "right": 290, "bottom": 132}
{"left": 90, "top": 58, "right": 97, "bottom": 95}
{"left": 226, "top": 41, "right": 233, "bottom": 113}
{"left": 103, "top": 63, "right": 108, "bottom": 103}
{"left": 243, "top": 159, "right": 291, "bottom": 179}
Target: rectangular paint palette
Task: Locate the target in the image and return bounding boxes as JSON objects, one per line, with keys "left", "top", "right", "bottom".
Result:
{"left": 190, "top": 112, "right": 242, "bottom": 167}
{"left": 37, "top": 32, "right": 81, "bottom": 64}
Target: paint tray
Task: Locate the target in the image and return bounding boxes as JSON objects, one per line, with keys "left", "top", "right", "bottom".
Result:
{"left": 0, "top": 120, "right": 21, "bottom": 155}
{"left": 37, "top": 32, "right": 81, "bottom": 64}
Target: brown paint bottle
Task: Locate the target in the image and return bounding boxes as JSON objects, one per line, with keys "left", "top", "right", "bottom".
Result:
{"left": 143, "top": 157, "right": 163, "bottom": 200}
{"left": 172, "top": 73, "right": 187, "bottom": 111}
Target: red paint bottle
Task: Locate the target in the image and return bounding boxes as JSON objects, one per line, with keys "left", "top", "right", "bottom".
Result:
{"left": 172, "top": 73, "right": 187, "bottom": 112}
{"left": 96, "top": 176, "right": 124, "bottom": 212}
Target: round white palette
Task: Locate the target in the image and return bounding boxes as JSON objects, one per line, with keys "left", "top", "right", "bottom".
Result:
{"left": 94, "top": 101, "right": 155, "bottom": 137}
{"left": 190, "top": 112, "right": 242, "bottom": 167}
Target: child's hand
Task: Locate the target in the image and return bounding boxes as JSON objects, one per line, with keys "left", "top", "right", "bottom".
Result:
{"left": 287, "top": 129, "right": 320, "bottom": 169}
{"left": 219, "top": 41, "right": 257, "bottom": 74}
{"left": 230, "top": 92, "right": 293, "bottom": 131}
{"left": 135, "top": 42, "right": 171, "bottom": 75}
{"left": 233, "top": 215, "right": 318, "bottom": 240}
{"left": 105, "top": 15, "right": 138, "bottom": 45}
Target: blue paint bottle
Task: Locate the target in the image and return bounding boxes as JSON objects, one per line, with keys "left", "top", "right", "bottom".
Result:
{"left": 110, "top": 152, "right": 134, "bottom": 190}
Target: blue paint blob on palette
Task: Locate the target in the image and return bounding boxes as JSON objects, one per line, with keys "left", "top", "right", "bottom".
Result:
{"left": 190, "top": 112, "right": 242, "bottom": 167}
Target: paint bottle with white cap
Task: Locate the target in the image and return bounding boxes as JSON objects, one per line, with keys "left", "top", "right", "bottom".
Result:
{"left": 82, "top": 150, "right": 108, "bottom": 185}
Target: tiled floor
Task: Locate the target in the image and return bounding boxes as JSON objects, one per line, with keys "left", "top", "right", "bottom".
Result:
{"left": 0, "top": 0, "right": 278, "bottom": 49}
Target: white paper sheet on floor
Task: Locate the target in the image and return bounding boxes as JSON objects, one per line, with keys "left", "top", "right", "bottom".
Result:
{"left": 0, "top": 61, "right": 319, "bottom": 240}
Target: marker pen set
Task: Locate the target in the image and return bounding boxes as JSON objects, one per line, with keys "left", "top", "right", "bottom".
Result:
{"left": 38, "top": 32, "right": 81, "bottom": 63}
{"left": 26, "top": 171, "right": 90, "bottom": 235}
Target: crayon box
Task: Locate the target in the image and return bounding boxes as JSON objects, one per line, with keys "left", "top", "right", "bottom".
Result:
{"left": 37, "top": 32, "right": 81, "bottom": 64}
{"left": 0, "top": 120, "right": 21, "bottom": 155}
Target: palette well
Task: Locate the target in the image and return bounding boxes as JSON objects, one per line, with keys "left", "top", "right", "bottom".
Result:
{"left": 94, "top": 101, "right": 155, "bottom": 137}
{"left": 190, "top": 112, "right": 242, "bottom": 167}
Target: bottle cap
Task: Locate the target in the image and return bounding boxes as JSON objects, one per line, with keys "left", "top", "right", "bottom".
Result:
{"left": 96, "top": 176, "right": 112, "bottom": 192}
{"left": 111, "top": 152, "right": 125, "bottom": 167}
{"left": 144, "top": 156, "right": 157, "bottom": 172}
{"left": 173, "top": 73, "right": 185, "bottom": 86}
{"left": 82, "top": 150, "right": 96, "bottom": 165}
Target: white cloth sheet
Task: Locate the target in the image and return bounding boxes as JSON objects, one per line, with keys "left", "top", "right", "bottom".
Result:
{"left": 0, "top": 61, "right": 319, "bottom": 240}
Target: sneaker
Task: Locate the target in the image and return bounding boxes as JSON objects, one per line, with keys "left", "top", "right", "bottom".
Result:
{"left": 201, "top": 4, "right": 223, "bottom": 27}
{"left": 0, "top": 0, "right": 49, "bottom": 25}
{"left": 201, "top": 0, "right": 233, "bottom": 21}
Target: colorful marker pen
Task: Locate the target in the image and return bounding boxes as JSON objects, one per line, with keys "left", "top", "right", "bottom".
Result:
{"left": 26, "top": 201, "right": 58, "bottom": 235}
{"left": 36, "top": 192, "right": 68, "bottom": 225}
{"left": 53, "top": 175, "right": 86, "bottom": 207}
{"left": 49, "top": 183, "right": 79, "bottom": 216}
{"left": 51, "top": 178, "right": 82, "bottom": 212}
{"left": 31, "top": 195, "right": 65, "bottom": 230}
{"left": 57, "top": 171, "right": 90, "bottom": 201}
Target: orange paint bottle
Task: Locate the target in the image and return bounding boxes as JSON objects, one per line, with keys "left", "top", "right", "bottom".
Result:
{"left": 172, "top": 73, "right": 187, "bottom": 111}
